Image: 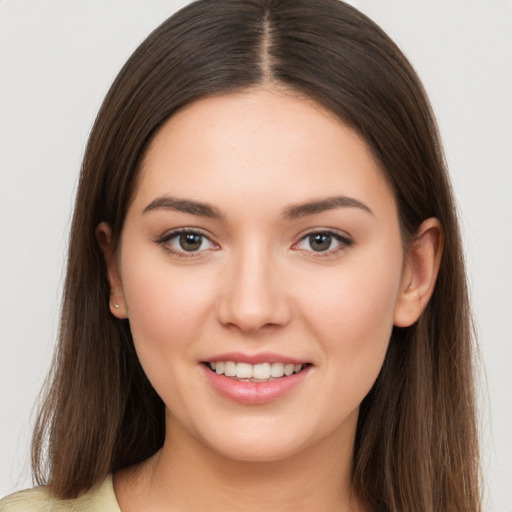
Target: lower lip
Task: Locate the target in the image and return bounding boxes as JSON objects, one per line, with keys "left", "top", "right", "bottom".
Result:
{"left": 201, "top": 364, "right": 310, "bottom": 405}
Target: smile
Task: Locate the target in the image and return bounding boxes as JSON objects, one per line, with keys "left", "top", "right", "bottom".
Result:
{"left": 206, "top": 361, "right": 305, "bottom": 381}
{"left": 202, "top": 358, "right": 312, "bottom": 404}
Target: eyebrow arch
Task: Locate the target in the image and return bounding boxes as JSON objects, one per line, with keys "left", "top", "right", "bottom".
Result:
{"left": 282, "top": 196, "right": 373, "bottom": 220}
{"left": 142, "top": 196, "right": 225, "bottom": 220}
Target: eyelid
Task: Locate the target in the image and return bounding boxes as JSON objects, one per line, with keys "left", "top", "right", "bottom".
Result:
{"left": 291, "top": 228, "right": 354, "bottom": 256}
{"left": 154, "top": 226, "right": 353, "bottom": 259}
{"left": 155, "top": 227, "right": 219, "bottom": 257}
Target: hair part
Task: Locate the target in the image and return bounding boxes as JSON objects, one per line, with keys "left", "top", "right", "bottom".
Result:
{"left": 32, "top": 1, "right": 480, "bottom": 510}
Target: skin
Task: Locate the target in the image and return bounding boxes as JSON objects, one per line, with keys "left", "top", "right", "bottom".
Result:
{"left": 98, "top": 87, "right": 443, "bottom": 512}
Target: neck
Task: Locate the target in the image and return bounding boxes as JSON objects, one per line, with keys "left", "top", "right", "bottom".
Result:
{"left": 119, "top": 413, "right": 363, "bottom": 512}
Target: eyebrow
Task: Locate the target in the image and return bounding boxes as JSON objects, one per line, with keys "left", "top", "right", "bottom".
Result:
{"left": 282, "top": 196, "right": 373, "bottom": 220}
{"left": 142, "top": 196, "right": 225, "bottom": 220}
{"left": 142, "top": 194, "right": 373, "bottom": 221}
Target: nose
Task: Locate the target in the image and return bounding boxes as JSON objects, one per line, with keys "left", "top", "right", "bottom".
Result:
{"left": 216, "top": 244, "right": 291, "bottom": 333}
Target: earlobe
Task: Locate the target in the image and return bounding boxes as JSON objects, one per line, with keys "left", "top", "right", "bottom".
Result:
{"left": 95, "top": 222, "right": 128, "bottom": 319}
{"left": 393, "top": 218, "right": 444, "bottom": 327}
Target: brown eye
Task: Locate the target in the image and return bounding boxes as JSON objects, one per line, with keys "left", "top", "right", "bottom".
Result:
{"left": 308, "top": 233, "right": 332, "bottom": 252}
{"left": 157, "top": 229, "right": 217, "bottom": 256}
{"left": 179, "top": 233, "right": 203, "bottom": 252}
{"left": 293, "top": 230, "right": 353, "bottom": 256}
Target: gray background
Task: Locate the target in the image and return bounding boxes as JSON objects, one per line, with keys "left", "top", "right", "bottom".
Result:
{"left": 1, "top": 1, "right": 511, "bottom": 510}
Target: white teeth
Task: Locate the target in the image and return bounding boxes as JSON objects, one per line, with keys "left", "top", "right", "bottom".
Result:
{"left": 284, "top": 363, "right": 294, "bottom": 376}
{"left": 209, "top": 361, "right": 304, "bottom": 379}
{"left": 252, "top": 363, "right": 271, "bottom": 380}
{"left": 270, "top": 362, "right": 284, "bottom": 377}
{"left": 224, "top": 361, "right": 236, "bottom": 377}
{"left": 235, "top": 362, "right": 253, "bottom": 379}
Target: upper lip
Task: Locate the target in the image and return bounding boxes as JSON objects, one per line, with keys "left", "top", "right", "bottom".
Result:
{"left": 202, "top": 352, "right": 310, "bottom": 365}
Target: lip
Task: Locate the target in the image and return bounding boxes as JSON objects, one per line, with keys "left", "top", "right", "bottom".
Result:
{"left": 201, "top": 360, "right": 312, "bottom": 405}
{"left": 203, "top": 352, "right": 309, "bottom": 365}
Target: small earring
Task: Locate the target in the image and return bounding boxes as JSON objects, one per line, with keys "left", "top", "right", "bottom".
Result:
{"left": 113, "top": 303, "right": 120, "bottom": 309}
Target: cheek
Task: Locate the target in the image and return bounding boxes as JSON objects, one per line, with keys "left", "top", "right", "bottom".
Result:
{"left": 120, "top": 250, "right": 216, "bottom": 360}
{"left": 118, "top": 253, "right": 220, "bottom": 419}
{"left": 305, "top": 252, "right": 401, "bottom": 327}
{"left": 298, "top": 250, "right": 403, "bottom": 391}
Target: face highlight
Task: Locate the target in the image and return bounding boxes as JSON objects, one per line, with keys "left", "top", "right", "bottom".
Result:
{"left": 104, "top": 88, "right": 413, "bottom": 463}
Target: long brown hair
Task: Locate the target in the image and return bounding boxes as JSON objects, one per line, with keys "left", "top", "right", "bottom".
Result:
{"left": 32, "top": 1, "right": 480, "bottom": 510}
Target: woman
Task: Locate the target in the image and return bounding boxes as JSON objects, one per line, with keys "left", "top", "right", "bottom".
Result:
{"left": 0, "top": 0, "right": 481, "bottom": 510}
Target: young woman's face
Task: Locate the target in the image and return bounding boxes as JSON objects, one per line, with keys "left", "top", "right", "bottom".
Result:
{"left": 114, "top": 88, "right": 409, "bottom": 462}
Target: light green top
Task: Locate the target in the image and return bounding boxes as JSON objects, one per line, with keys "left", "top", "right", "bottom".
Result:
{"left": 0, "top": 475, "right": 120, "bottom": 512}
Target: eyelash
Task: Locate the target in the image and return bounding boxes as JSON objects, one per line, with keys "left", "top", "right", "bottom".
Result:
{"left": 155, "top": 228, "right": 218, "bottom": 259}
{"left": 155, "top": 228, "right": 354, "bottom": 259}
{"left": 292, "top": 230, "right": 354, "bottom": 258}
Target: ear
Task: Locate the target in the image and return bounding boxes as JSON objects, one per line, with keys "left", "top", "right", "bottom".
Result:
{"left": 393, "top": 218, "right": 444, "bottom": 327}
{"left": 96, "top": 222, "right": 128, "bottom": 319}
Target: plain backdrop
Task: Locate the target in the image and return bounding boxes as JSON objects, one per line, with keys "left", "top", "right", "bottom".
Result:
{"left": 1, "top": 1, "right": 511, "bottom": 510}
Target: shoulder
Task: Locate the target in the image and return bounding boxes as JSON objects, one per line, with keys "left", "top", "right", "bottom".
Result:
{"left": 0, "top": 476, "right": 120, "bottom": 512}
{"left": 0, "top": 486, "right": 52, "bottom": 511}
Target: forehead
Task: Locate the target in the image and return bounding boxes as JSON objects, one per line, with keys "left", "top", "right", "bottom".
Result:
{"left": 132, "top": 88, "right": 396, "bottom": 218}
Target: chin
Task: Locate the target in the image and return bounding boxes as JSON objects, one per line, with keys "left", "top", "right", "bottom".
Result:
{"left": 205, "top": 434, "right": 309, "bottom": 463}
{"left": 186, "top": 411, "right": 354, "bottom": 465}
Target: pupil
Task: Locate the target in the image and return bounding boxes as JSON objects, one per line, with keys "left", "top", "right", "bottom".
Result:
{"left": 179, "top": 233, "right": 202, "bottom": 251}
{"left": 310, "top": 233, "right": 331, "bottom": 252}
